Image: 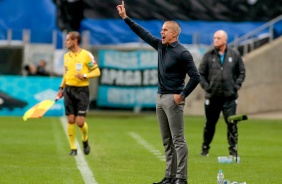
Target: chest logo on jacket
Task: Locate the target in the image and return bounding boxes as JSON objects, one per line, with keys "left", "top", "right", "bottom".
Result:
{"left": 228, "top": 57, "right": 233, "bottom": 63}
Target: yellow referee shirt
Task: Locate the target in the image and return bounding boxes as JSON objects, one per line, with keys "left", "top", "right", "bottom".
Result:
{"left": 63, "top": 49, "right": 98, "bottom": 87}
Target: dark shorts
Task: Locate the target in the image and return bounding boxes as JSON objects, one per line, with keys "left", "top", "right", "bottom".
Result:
{"left": 63, "top": 85, "right": 89, "bottom": 116}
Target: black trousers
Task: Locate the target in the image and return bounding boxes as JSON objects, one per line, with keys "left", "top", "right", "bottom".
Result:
{"left": 202, "top": 97, "right": 238, "bottom": 151}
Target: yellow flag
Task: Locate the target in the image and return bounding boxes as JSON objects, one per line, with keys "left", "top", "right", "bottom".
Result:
{"left": 23, "top": 100, "right": 55, "bottom": 121}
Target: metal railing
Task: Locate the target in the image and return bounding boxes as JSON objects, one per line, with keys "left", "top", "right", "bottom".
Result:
{"left": 229, "top": 14, "right": 282, "bottom": 55}
{"left": 1, "top": 14, "right": 282, "bottom": 53}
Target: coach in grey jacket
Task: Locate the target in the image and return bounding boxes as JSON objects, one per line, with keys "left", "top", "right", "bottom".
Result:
{"left": 199, "top": 30, "right": 245, "bottom": 157}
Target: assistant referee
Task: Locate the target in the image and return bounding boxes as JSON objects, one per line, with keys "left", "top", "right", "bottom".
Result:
{"left": 57, "top": 31, "right": 101, "bottom": 156}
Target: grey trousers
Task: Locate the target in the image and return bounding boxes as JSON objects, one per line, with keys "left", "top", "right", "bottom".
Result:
{"left": 156, "top": 94, "right": 188, "bottom": 179}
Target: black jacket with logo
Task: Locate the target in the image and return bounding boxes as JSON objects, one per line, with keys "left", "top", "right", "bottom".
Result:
{"left": 199, "top": 46, "right": 245, "bottom": 99}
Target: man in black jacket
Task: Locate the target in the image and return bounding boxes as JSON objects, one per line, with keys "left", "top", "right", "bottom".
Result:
{"left": 199, "top": 30, "right": 245, "bottom": 156}
{"left": 117, "top": 1, "right": 200, "bottom": 184}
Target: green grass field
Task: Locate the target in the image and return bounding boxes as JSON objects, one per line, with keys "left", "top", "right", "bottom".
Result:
{"left": 0, "top": 114, "right": 281, "bottom": 184}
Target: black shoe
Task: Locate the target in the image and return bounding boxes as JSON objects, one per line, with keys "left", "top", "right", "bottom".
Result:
{"left": 83, "top": 140, "right": 90, "bottom": 155}
{"left": 69, "top": 149, "right": 77, "bottom": 156}
{"left": 0, "top": 91, "right": 27, "bottom": 110}
{"left": 201, "top": 149, "right": 209, "bottom": 156}
{"left": 229, "top": 148, "right": 238, "bottom": 156}
{"left": 153, "top": 177, "right": 175, "bottom": 184}
{"left": 174, "top": 178, "right": 187, "bottom": 184}
{"left": 201, "top": 145, "right": 209, "bottom": 156}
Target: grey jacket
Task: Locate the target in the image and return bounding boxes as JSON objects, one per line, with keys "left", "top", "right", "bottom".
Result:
{"left": 199, "top": 46, "right": 245, "bottom": 99}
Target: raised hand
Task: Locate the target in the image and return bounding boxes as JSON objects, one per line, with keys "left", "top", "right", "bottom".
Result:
{"left": 116, "top": 0, "right": 127, "bottom": 19}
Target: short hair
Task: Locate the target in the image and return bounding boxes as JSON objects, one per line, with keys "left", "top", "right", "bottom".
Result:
{"left": 165, "top": 21, "right": 181, "bottom": 35}
{"left": 68, "top": 31, "right": 81, "bottom": 44}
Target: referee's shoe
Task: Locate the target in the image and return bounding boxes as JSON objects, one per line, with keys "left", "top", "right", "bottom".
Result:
{"left": 83, "top": 140, "right": 90, "bottom": 155}
{"left": 69, "top": 149, "right": 77, "bottom": 156}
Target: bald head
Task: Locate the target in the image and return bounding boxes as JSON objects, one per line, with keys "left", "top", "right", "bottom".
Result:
{"left": 213, "top": 30, "right": 228, "bottom": 50}
{"left": 215, "top": 30, "right": 228, "bottom": 40}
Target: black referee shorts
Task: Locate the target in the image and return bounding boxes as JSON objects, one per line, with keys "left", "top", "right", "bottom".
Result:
{"left": 63, "top": 85, "right": 89, "bottom": 116}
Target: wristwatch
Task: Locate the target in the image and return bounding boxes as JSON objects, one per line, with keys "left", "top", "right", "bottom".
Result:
{"left": 83, "top": 74, "right": 87, "bottom": 79}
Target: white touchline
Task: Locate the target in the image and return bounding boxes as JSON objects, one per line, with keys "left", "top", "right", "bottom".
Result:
{"left": 60, "top": 117, "right": 98, "bottom": 184}
{"left": 128, "top": 132, "right": 165, "bottom": 162}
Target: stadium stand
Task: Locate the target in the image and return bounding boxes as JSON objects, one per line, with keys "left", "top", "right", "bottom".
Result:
{"left": 0, "top": 0, "right": 281, "bottom": 115}
{"left": 1, "top": 0, "right": 281, "bottom": 48}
